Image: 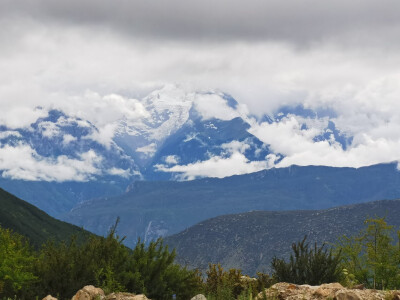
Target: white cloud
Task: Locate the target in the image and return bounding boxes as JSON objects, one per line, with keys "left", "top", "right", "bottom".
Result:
{"left": 39, "top": 121, "right": 60, "bottom": 138}
{"left": 249, "top": 115, "right": 400, "bottom": 168}
{"left": 0, "top": 106, "right": 47, "bottom": 129}
{"left": 62, "top": 134, "right": 77, "bottom": 145}
{"left": 108, "top": 167, "right": 131, "bottom": 178}
{"left": 2, "top": 8, "right": 400, "bottom": 175}
{"left": 84, "top": 123, "right": 118, "bottom": 149}
{"left": 0, "top": 144, "right": 102, "bottom": 182}
{"left": 0, "top": 131, "right": 21, "bottom": 139}
{"left": 164, "top": 155, "right": 179, "bottom": 164}
{"left": 221, "top": 140, "right": 251, "bottom": 154}
{"left": 155, "top": 152, "right": 268, "bottom": 180}
{"left": 194, "top": 94, "right": 239, "bottom": 120}
{"left": 136, "top": 143, "right": 157, "bottom": 157}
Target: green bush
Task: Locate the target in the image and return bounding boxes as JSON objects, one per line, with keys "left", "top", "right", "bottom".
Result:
{"left": 204, "top": 264, "right": 273, "bottom": 300}
{"left": 271, "top": 236, "right": 342, "bottom": 285}
{"left": 121, "top": 238, "right": 203, "bottom": 300}
{"left": 30, "top": 220, "right": 202, "bottom": 300}
{"left": 0, "top": 226, "right": 36, "bottom": 299}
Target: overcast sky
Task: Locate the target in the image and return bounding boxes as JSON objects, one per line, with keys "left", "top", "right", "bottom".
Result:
{"left": 1, "top": 0, "right": 400, "bottom": 180}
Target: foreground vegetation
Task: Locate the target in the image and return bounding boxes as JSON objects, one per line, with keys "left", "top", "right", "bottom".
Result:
{"left": 0, "top": 220, "right": 203, "bottom": 300}
{"left": 1, "top": 217, "right": 400, "bottom": 299}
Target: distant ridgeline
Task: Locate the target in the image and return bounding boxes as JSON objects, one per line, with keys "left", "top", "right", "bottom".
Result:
{"left": 165, "top": 199, "right": 400, "bottom": 276}
{"left": 65, "top": 163, "right": 400, "bottom": 247}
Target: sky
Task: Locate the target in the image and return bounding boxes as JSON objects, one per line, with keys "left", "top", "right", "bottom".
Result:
{"left": 1, "top": 0, "right": 400, "bottom": 181}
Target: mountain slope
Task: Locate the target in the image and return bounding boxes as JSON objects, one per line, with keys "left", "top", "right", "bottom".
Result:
{"left": 64, "top": 163, "right": 400, "bottom": 246}
{"left": 165, "top": 199, "right": 400, "bottom": 275}
{"left": 0, "top": 188, "right": 93, "bottom": 247}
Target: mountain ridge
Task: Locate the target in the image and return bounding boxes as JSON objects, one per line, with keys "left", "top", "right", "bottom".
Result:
{"left": 64, "top": 162, "right": 400, "bottom": 246}
{"left": 0, "top": 187, "right": 92, "bottom": 247}
{"left": 165, "top": 198, "right": 400, "bottom": 275}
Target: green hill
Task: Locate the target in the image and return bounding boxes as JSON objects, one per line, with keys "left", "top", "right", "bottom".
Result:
{"left": 0, "top": 188, "right": 93, "bottom": 247}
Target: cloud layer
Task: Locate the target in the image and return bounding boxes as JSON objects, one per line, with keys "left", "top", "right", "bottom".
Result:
{"left": 1, "top": 1, "right": 400, "bottom": 180}
{"left": 0, "top": 145, "right": 101, "bottom": 181}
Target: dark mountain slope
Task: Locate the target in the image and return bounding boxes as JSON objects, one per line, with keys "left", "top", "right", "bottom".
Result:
{"left": 165, "top": 199, "right": 400, "bottom": 276}
{"left": 65, "top": 163, "right": 400, "bottom": 246}
{"left": 0, "top": 188, "right": 92, "bottom": 247}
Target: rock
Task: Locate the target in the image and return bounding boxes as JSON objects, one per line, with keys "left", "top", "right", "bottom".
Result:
{"left": 105, "top": 293, "right": 149, "bottom": 300}
{"left": 106, "top": 293, "right": 136, "bottom": 300}
{"left": 132, "top": 296, "right": 150, "bottom": 300}
{"left": 256, "top": 282, "right": 389, "bottom": 300}
{"left": 335, "top": 290, "right": 362, "bottom": 300}
{"left": 42, "top": 296, "right": 57, "bottom": 300}
{"left": 190, "top": 295, "right": 207, "bottom": 300}
{"left": 313, "top": 283, "right": 343, "bottom": 298}
{"left": 71, "top": 285, "right": 105, "bottom": 300}
{"left": 389, "top": 291, "right": 400, "bottom": 300}
{"left": 320, "top": 283, "right": 344, "bottom": 290}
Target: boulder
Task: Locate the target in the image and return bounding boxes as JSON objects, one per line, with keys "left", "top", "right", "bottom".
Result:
{"left": 335, "top": 290, "right": 363, "bottom": 300}
{"left": 42, "top": 296, "right": 58, "bottom": 300}
{"left": 313, "top": 283, "right": 343, "bottom": 298}
{"left": 390, "top": 291, "right": 400, "bottom": 300}
{"left": 131, "top": 296, "right": 150, "bottom": 300}
{"left": 71, "top": 285, "right": 105, "bottom": 300}
{"left": 190, "top": 295, "right": 207, "bottom": 300}
{"left": 256, "top": 282, "right": 390, "bottom": 300}
{"left": 105, "top": 293, "right": 149, "bottom": 300}
{"left": 106, "top": 293, "right": 136, "bottom": 300}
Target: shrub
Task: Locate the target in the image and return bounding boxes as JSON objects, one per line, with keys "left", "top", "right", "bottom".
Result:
{"left": 271, "top": 236, "right": 342, "bottom": 285}
{"left": 121, "top": 238, "right": 203, "bottom": 300}
{"left": 0, "top": 226, "right": 36, "bottom": 299}
{"left": 204, "top": 264, "right": 273, "bottom": 300}
{"left": 32, "top": 221, "right": 202, "bottom": 300}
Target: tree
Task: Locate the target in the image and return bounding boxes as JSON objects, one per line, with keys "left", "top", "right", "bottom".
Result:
{"left": 0, "top": 226, "right": 37, "bottom": 298}
{"left": 271, "top": 236, "right": 342, "bottom": 285}
{"left": 337, "top": 217, "right": 400, "bottom": 289}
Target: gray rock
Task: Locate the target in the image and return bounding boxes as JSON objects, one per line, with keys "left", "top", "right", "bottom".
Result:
{"left": 190, "top": 294, "right": 207, "bottom": 300}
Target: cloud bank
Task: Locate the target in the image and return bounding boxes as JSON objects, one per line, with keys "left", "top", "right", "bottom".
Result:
{"left": 1, "top": 1, "right": 400, "bottom": 180}
{"left": 0, "top": 145, "right": 101, "bottom": 181}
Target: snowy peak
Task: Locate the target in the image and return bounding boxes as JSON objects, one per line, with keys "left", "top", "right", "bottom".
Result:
{"left": 0, "top": 86, "right": 355, "bottom": 184}
{"left": 113, "top": 85, "right": 248, "bottom": 168}
{"left": 0, "top": 109, "right": 139, "bottom": 182}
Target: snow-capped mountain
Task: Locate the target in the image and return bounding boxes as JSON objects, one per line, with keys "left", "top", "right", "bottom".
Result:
{"left": 112, "top": 85, "right": 271, "bottom": 180}
{"left": 0, "top": 85, "right": 352, "bottom": 216}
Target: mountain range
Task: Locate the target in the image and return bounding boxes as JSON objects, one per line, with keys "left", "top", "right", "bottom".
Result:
{"left": 64, "top": 163, "right": 400, "bottom": 246}
{"left": 0, "top": 86, "right": 349, "bottom": 217}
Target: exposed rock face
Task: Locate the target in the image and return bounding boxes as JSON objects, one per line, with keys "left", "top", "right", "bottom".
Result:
{"left": 42, "top": 296, "right": 57, "bottom": 300}
{"left": 256, "top": 282, "right": 393, "bottom": 300}
{"left": 71, "top": 285, "right": 105, "bottom": 300}
{"left": 190, "top": 295, "right": 207, "bottom": 300}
